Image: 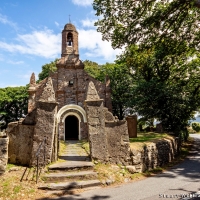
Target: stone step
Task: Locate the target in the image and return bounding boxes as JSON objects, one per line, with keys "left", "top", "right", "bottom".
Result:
{"left": 38, "top": 180, "right": 101, "bottom": 190}
{"left": 48, "top": 161, "right": 94, "bottom": 172}
{"left": 58, "top": 155, "right": 90, "bottom": 162}
{"left": 42, "top": 171, "right": 98, "bottom": 182}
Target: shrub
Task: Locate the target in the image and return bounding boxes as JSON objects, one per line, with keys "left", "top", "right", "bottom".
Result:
{"left": 191, "top": 122, "right": 200, "bottom": 132}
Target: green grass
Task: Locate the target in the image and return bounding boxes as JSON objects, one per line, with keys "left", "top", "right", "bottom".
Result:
{"left": 13, "top": 185, "right": 22, "bottom": 194}
{"left": 6, "top": 163, "right": 17, "bottom": 170}
{"left": 130, "top": 132, "right": 172, "bottom": 143}
{"left": 80, "top": 140, "right": 90, "bottom": 155}
{"left": 29, "top": 188, "right": 35, "bottom": 193}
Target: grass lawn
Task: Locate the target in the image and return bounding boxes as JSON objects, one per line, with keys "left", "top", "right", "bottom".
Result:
{"left": 129, "top": 132, "right": 174, "bottom": 150}
{"left": 130, "top": 132, "right": 172, "bottom": 143}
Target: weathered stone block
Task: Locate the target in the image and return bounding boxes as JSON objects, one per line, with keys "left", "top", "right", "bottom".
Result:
{"left": 126, "top": 165, "right": 136, "bottom": 174}
{"left": 30, "top": 101, "right": 57, "bottom": 166}
{"left": 7, "top": 123, "right": 34, "bottom": 166}
{"left": 126, "top": 115, "right": 137, "bottom": 138}
{"left": 0, "top": 137, "right": 9, "bottom": 174}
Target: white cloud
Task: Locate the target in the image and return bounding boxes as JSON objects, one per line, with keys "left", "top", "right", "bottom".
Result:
{"left": 71, "top": 0, "right": 93, "bottom": 6}
{"left": 81, "top": 19, "right": 96, "bottom": 27}
{"left": 0, "top": 29, "right": 60, "bottom": 59}
{"left": 18, "top": 72, "right": 32, "bottom": 80}
{"left": 78, "top": 29, "right": 123, "bottom": 62}
{"left": 55, "top": 21, "right": 59, "bottom": 27}
{"left": 0, "top": 24, "right": 121, "bottom": 62}
{"left": 0, "top": 84, "right": 20, "bottom": 87}
{"left": 0, "top": 13, "right": 18, "bottom": 30}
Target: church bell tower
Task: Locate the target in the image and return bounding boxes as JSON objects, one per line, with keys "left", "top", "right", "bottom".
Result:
{"left": 61, "top": 23, "right": 79, "bottom": 57}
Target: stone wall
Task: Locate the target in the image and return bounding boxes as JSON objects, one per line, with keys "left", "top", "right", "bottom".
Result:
{"left": 128, "top": 137, "right": 178, "bottom": 173}
{"left": 105, "top": 121, "right": 131, "bottom": 165}
{"left": 0, "top": 137, "right": 9, "bottom": 174}
{"left": 85, "top": 99, "right": 109, "bottom": 162}
{"left": 7, "top": 122, "right": 34, "bottom": 165}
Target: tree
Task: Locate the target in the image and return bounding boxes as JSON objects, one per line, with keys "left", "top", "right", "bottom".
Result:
{"left": 118, "top": 42, "right": 200, "bottom": 139}
{"left": 84, "top": 60, "right": 102, "bottom": 80}
{"left": 38, "top": 59, "right": 58, "bottom": 82}
{"left": 85, "top": 60, "right": 134, "bottom": 119}
{"left": 93, "top": 0, "right": 200, "bottom": 50}
{"left": 0, "top": 86, "right": 28, "bottom": 129}
{"left": 93, "top": 0, "right": 200, "bottom": 140}
{"left": 0, "top": 59, "right": 59, "bottom": 129}
{"left": 107, "top": 62, "right": 134, "bottom": 119}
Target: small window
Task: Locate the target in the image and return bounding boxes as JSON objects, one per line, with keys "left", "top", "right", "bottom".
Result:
{"left": 69, "top": 80, "right": 74, "bottom": 86}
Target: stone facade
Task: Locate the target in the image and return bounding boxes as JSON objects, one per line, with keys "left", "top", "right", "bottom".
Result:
{"left": 0, "top": 137, "right": 9, "bottom": 174}
{"left": 51, "top": 23, "right": 111, "bottom": 140}
{"left": 26, "top": 23, "right": 112, "bottom": 141}
{"left": 128, "top": 137, "right": 179, "bottom": 173}
{"left": 6, "top": 23, "right": 113, "bottom": 166}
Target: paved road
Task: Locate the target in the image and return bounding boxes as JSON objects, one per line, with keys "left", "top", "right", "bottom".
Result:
{"left": 40, "top": 134, "right": 200, "bottom": 200}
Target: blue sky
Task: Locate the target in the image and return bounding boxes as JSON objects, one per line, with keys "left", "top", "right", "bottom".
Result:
{"left": 0, "top": 0, "right": 122, "bottom": 88}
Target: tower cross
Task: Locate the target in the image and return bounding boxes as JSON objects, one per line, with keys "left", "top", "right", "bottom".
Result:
{"left": 69, "top": 15, "right": 71, "bottom": 23}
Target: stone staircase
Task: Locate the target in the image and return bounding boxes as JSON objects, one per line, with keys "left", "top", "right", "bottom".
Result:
{"left": 38, "top": 140, "right": 101, "bottom": 192}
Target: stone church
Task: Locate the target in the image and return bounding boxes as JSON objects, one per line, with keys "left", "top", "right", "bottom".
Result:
{"left": 2, "top": 23, "right": 180, "bottom": 172}
{"left": 7, "top": 23, "right": 131, "bottom": 166}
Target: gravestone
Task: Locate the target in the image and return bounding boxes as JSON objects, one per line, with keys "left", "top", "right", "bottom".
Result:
{"left": 126, "top": 115, "right": 137, "bottom": 138}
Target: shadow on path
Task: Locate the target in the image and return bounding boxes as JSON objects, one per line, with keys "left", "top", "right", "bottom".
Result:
{"left": 37, "top": 194, "right": 110, "bottom": 200}
{"left": 154, "top": 135, "right": 200, "bottom": 181}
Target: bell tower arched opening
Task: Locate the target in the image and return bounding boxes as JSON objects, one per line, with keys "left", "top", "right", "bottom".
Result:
{"left": 67, "top": 32, "right": 73, "bottom": 46}
{"left": 65, "top": 115, "right": 79, "bottom": 140}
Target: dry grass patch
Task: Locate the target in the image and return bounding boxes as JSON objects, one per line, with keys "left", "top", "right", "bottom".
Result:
{"left": 59, "top": 140, "right": 67, "bottom": 156}
{"left": 0, "top": 165, "right": 54, "bottom": 200}
{"left": 81, "top": 140, "right": 90, "bottom": 155}
{"left": 94, "top": 163, "right": 146, "bottom": 186}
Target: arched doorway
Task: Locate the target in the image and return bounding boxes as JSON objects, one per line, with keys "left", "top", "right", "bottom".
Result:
{"left": 65, "top": 115, "right": 79, "bottom": 140}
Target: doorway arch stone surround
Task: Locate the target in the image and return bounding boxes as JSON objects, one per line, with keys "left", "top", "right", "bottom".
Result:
{"left": 56, "top": 104, "right": 88, "bottom": 140}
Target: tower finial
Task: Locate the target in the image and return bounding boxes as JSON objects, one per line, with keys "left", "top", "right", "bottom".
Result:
{"left": 69, "top": 15, "right": 71, "bottom": 24}
{"left": 30, "top": 72, "right": 36, "bottom": 86}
